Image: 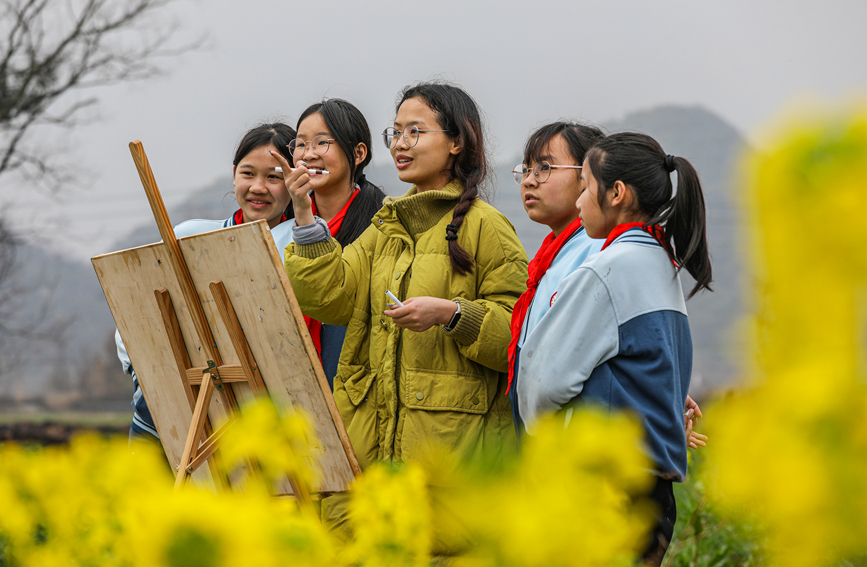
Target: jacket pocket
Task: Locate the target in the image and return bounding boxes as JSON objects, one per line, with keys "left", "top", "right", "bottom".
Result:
{"left": 332, "top": 363, "right": 378, "bottom": 469}
{"left": 337, "top": 364, "right": 375, "bottom": 407}
{"left": 404, "top": 367, "right": 494, "bottom": 415}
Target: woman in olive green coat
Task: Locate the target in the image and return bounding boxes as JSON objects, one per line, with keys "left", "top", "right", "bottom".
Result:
{"left": 273, "top": 83, "right": 528, "bottom": 550}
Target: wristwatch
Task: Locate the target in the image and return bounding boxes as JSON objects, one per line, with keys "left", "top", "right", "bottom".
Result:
{"left": 442, "top": 300, "right": 462, "bottom": 331}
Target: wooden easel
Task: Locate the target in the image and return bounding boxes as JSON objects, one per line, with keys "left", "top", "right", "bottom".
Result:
{"left": 94, "top": 141, "right": 360, "bottom": 508}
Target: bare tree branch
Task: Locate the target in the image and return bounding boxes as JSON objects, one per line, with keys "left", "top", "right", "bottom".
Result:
{"left": 0, "top": 0, "right": 199, "bottom": 377}
{"left": 0, "top": 216, "right": 72, "bottom": 379}
{"left": 0, "top": 0, "right": 203, "bottom": 184}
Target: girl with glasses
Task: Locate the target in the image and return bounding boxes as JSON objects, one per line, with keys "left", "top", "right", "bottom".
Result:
{"left": 280, "top": 81, "right": 528, "bottom": 554}
{"left": 507, "top": 124, "right": 707, "bottom": 449}
{"left": 272, "top": 99, "right": 387, "bottom": 386}
{"left": 517, "top": 132, "right": 713, "bottom": 565}
{"left": 506, "top": 121, "right": 607, "bottom": 436}
{"left": 116, "top": 122, "right": 298, "bottom": 447}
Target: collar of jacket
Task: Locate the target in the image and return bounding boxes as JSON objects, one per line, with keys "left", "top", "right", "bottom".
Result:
{"left": 373, "top": 179, "right": 463, "bottom": 238}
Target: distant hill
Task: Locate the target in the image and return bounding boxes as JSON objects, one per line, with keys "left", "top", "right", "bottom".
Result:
{"left": 2, "top": 104, "right": 749, "bottom": 404}
{"left": 0, "top": 237, "right": 129, "bottom": 405}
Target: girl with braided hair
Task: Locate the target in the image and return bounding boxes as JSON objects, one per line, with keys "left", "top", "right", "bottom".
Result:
{"left": 281, "top": 81, "right": 528, "bottom": 552}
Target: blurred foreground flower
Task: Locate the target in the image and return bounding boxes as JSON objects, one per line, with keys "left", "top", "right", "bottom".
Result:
{"left": 0, "top": 399, "right": 657, "bottom": 566}
{"left": 454, "top": 409, "right": 655, "bottom": 567}
{"left": 347, "top": 462, "right": 433, "bottom": 567}
{"left": 219, "top": 398, "right": 318, "bottom": 495}
{"left": 0, "top": 400, "right": 333, "bottom": 567}
{"left": 707, "top": 107, "right": 867, "bottom": 566}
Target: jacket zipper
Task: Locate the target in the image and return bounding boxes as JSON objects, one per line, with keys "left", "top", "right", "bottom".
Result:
{"left": 391, "top": 204, "right": 413, "bottom": 458}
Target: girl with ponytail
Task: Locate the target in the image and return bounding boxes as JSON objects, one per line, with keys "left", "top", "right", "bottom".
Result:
{"left": 281, "top": 81, "right": 528, "bottom": 553}
{"left": 271, "top": 99, "right": 386, "bottom": 386}
{"left": 517, "top": 132, "right": 712, "bottom": 565}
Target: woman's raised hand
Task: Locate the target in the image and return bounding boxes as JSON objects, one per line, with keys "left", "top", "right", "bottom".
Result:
{"left": 269, "top": 151, "right": 315, "bottom": 226}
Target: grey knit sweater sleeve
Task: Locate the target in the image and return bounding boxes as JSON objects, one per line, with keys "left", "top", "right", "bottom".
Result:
{"left": 291, "top": 216, "right": 331, "bottom": 244}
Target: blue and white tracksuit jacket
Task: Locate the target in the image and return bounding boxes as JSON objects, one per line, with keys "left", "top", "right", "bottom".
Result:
{"left": 114, "top": 217, "right": 348, "bottom": 441}
{"left": 517, "top": 227, "right": 692, "bottom": 481}
{"left": 510, "top": 227, "right": 603, "bottom": 436}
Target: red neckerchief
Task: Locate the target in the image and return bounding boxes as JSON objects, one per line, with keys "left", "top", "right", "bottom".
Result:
{"left": 601, "top": 222, "right": 678, "bottom": 266}
{"left": 506, "top": 216, "right": 585, "bottom": 395}
{"left": 303, "top": 187, "right": 361, "bottom": 362}
{"left": 311, "top": 187, "right": 360, "bottom": 237}
{"left": 233, "top": 209, "right": 288, "bottom": 226}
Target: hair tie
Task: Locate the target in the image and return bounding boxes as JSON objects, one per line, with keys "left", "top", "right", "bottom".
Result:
{"left": 445, "top": 224, "right": 459, "bottom": 241}
{"left": 664, "top": 154, "right": 676, "bottom": 173}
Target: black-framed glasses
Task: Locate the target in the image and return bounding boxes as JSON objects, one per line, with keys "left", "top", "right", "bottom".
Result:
{"left": 288, "top": 135, "right": 336, "bottom": 158}
{"left": 512, "top": 161, "right": 582, "bottom": 185}
{"left": 382, "top": 125, "right": 448, "bottom": 149}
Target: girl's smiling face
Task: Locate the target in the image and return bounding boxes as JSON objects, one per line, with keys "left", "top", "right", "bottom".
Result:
{"left": 233, "top": 144, "right": 290, "bottom": 228}
{"left": 390, "top": 96, "right": 460, "bottom": 193}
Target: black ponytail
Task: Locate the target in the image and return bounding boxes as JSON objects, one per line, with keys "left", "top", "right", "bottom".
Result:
{"left": 286, "top": 99, "right": 386, "bottom": 246}
{"left": 396, "top": 81, "right": 488, "bottom": 276}
{"left": 585, "top": 132, "right": 712, "bottom": 297}
{"left": 335, "top": 173, "right": 386, "bottom": 247}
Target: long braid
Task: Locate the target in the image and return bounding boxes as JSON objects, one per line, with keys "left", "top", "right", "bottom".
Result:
{"left": 444, "top": 118, "right": 486, "bottom": 275}
{"left": 446, "top": 183, "right": 477, "bottom": 274}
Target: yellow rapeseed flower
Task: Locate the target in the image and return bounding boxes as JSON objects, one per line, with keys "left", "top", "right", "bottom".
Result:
{"left": 456, "top": 410, "right": 655, "bottom": 567}
{"left": 346, "top": 462, "right": 433, "bottom": 567}
{"left": 708, "top": 105, "right": 867, "bottom": 567}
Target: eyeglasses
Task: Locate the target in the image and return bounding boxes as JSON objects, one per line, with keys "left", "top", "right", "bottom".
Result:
{"left": 382, "top": 125, "right": 448, "bottom": 149}
{"left": 288, "top": 136, "right": 336, "bottom": 158}
{"left": 512, "top": 161, "right": 582, "bottom": 185}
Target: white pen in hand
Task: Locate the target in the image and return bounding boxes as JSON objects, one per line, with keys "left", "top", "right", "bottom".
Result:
{"left": 385, "top": 290, "right": 404, "bottom": 308}
{"left": 274, "top": 166, "right": 330, "bottom": 175}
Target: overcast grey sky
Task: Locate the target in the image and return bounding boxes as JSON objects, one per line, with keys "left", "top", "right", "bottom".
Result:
{"left": 5, "top": 0, "right": 867, "bottom": 261}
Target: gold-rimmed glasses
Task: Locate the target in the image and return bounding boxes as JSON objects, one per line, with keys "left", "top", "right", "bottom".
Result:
{"left": 288, "top": 136, "right": 336, "bottom": 158}
{"left": 382, "top": 125, "right": 448, "bottom": 149}
{"left": 512, "top": 161, "right": 582, "bottom": 184}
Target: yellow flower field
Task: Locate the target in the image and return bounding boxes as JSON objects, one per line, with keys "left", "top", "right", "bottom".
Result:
{"left": 2, "top": 106, "right": 867, "bottom": 566}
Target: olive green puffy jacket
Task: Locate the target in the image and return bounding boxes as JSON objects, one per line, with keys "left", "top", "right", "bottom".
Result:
{"left": 285, "top": 181, "right": 528, "bottom": 471}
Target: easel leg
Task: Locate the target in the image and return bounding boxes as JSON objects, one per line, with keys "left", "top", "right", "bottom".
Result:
{"left": 210, "top": 280, "right": 316, "bottom": 513}
{"left": 175, "top": 369, "right": 216, "bottom": 490}
{"left": 156, "top": 288, "right": 226, "bottom": 490}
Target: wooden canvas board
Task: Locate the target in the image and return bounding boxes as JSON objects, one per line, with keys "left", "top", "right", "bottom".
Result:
{"left": 93, "top": 220, "right": 359, "bottom": 494}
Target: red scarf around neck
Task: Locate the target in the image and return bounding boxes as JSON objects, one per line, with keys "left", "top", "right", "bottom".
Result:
{"left": 303, "top": 187, "right": 361, "bottom": 362}
{"left": 601, "top": 222, "right": 677, "bottom": 266}
{"left": 506, "top": 216, "right": 585, "bottom": 394}
{"left": 311, "top": 186, "right": 359, "bottom": 236}
{"left": 233, "top": 209, "right": 288, "bottom": 226}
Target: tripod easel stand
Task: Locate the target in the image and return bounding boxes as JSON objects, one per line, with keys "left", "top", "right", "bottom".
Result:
{"left": 92, "top": 141, "right": 360, "bottom": 507}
